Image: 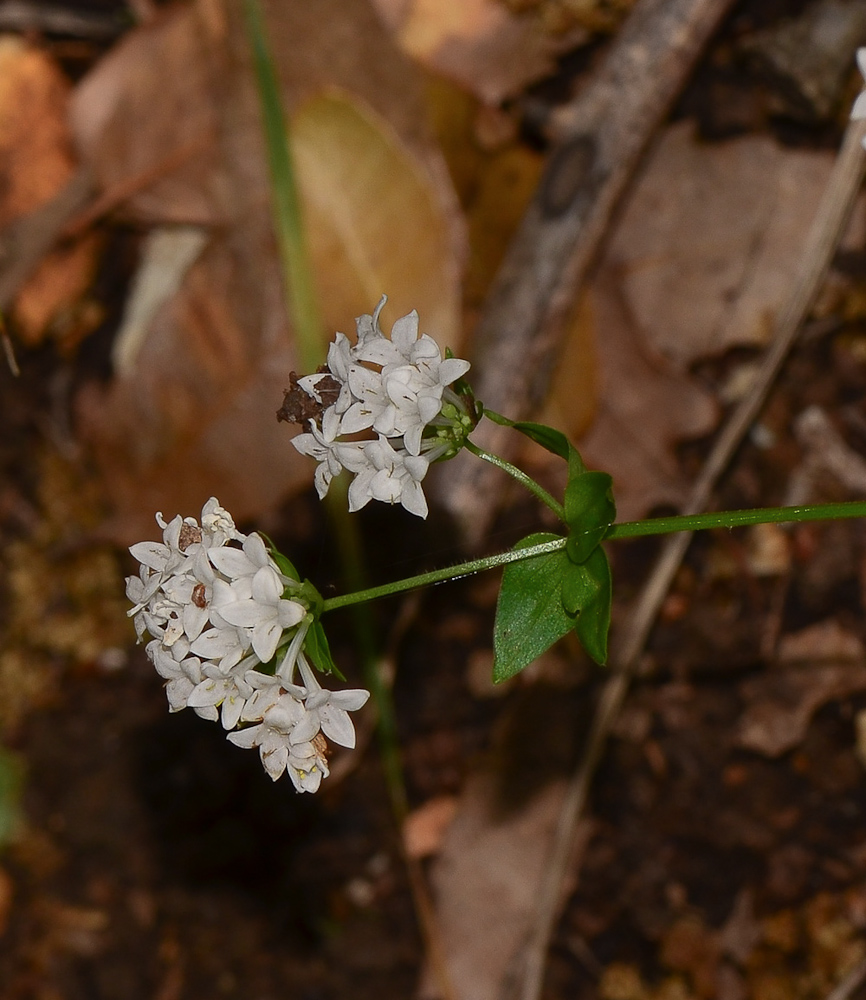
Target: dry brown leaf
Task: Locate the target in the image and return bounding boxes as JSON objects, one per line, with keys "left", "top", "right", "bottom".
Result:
{"left": 69, "top": 7, "right": 222, "bottom": 225}
{"left": 738, "top": 636, "right": 866, "bottom": 759}
{"left": 0, "top": 36, "right": 100, "bottom": 345}
{"left": 463, "top": 143, "right": 544, "bottom": 310}
{"left": 0, "top": 37, "right": 71, "bottom": 218}
{"left": 372, "top": 0, "right": 585, "bottom": 104}
{"left": 403, "top": 794, "right": 459, "bottom": 859}
{"left": 421, "top": 774, "right": 591, "bottom": 1000}
{"left": 601, "top": 121, "right": 851, "bottom": 367}
{"left": 294, "top": 91, "right": 461, "bottom": 347}
{"left": 542, "top": 290, "right": 600, "bottom": 444}
{"left": 777, "top": 619, "right": 865, "bottom": 664}
{"left": 69, "top": 0, "right": 464, "bottom": 542}
{"left": 567, "top": 273, "right": 718, "bottom": 520}
{"left": 500, "top": 0, "right": 637, "bottom": 33}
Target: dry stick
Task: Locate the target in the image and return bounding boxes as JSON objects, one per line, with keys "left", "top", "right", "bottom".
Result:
{"left": 62, "top": 133, "right": 214, "bottom": 239}
{"left": 437, "top": 0, "right": 737, "bottom": 542}
{"left": 825, "top": 956, "right": 866, "bottom": 1000}
{"left": 0, "top": 1, "right": 128, "bottom": 39}
{"left": 513, "top": 117, "right": 866, "bottom": 1000}
{"left": 0, "top": 166, "right": 94, "bottom": 314}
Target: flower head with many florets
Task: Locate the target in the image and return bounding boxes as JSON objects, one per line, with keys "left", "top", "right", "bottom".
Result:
{"left": 281, "top": 298, "right": 475, "bottom": 519}
{"left": 126, "top": 498, "right": 369, "bottom": 792}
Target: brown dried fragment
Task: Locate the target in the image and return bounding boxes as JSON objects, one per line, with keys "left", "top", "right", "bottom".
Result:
{"left": 178, "top": 523, "right": 202, "bottom": 551}
{"left": 191, "top": 583, "right": 207, "bottom": 609}
{"left": 277, "top": 368, "right": 341, "bottom": 426}
{"left": 312, "top": 732, "right": 330, "bottom": 759}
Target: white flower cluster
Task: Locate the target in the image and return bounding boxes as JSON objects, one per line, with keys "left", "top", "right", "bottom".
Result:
{"left": 854, "top": 48, "right": 866, "bottom": 148}
{"left": 126, "top": 498, "right": 369, "bottom": 792}
{"left": 291, "top": 298, "right": 471, "bottom": 519}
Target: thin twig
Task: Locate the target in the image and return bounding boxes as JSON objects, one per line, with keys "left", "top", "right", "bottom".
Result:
{"left": 513, "top": 115, "right": 866, "bottom": 1000}
{"left": 62, "top": 132, "right": 214, "bottom": 239}
{"left": 1, "top": 315, "right": 19, "bottom": 376}
{"left": 0, "top": 1, "right": 129, "bottom": 39}
{"left": 825, "top": 957, "right": 866, "bottom": 1000}
{"left": 0, "top": 166, "right": 94, "bottom": 314}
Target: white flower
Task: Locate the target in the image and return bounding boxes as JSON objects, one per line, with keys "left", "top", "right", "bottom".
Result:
{"left": 347, "top": 435, "right": 430, "bottom": 519}
{"left": 200, "top": 497, "right": 246, "bottom": 546}
{"left": 291, "top": 406, "right": 364, "bottom": 500}
{"left": 341, "top": 307, "right": 470, "bottom": 457}
{"left": 149, "top": 643, "right": 205, "bottom": 714}
{"left": 286, "top": 738, "right": 330, "bottom": 793}
{"left": 227, "top": 691, "right": 312, "bottom": 782}
{"left": 186, "top": 659, "right": 258, "bottom": 730}
{"left": 298, "top": 657, "right": 369, "bottom": 749}
{"left": 213, "top": 565, "right": 306, "bottom": 663}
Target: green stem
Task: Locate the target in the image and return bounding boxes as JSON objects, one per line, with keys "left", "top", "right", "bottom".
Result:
{"left": 321, "top": 536, "right": 568, "bottom": 612}
{"left": 464, "top": 439, "right": 566, "bottom": 520}
{"left": 321, "top": 500, "right": 866, "bottom": 614}
{"left": 243, "top": 0, "right": 322, "bottom": 372}
{"left": 606, "top": 501, "right": 866, "bottom": 540}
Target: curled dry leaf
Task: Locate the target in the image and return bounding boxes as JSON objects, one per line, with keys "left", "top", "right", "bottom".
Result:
{"left": 371, "top": 0, "right": 586, "bottom": 104}
{"left": 738, "top": 621, "right": 866, "bottom": 757}
{"left": 0, "top": 36, "right": 100, "bottom": 345}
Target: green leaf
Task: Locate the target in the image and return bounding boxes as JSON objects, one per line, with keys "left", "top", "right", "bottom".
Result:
{"left": 510, "top": 421, "right": 571, "bottom": 460}
{"left": 512, "top": 421, "right": 588, "bottom": 480}
{"left": 493, "top": 532, "right": 574, "bottom": 682}
{"left": 298, "top": 579, "right": 325, "bottom": 616}
{"left": 304, "top": 619, "right": 345, "bottom": 680}
{"left": 564, "top": 470, "right": 616, "bottom": 564}
{"left": 561, "top": 547, "right": 612, "bottom": 665}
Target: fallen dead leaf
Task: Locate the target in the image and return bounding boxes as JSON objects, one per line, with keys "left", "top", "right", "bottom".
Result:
{"left": 777, "top": 619, "right": 864, "bottom": 664}
{"left": 0, "top": 35, "right": 100, "bottom": 345}
{"left": 569, "top": 273, "right": 719, "bottom": 520}
{"left": 69, "top": 7, "right": 222, "bottom": 225}
{"left": 293, "top": 91, "right": 461, "bottom": 347}
{"left": 463, "top": 142, "right": 545, "bottom": 311}
{"left": 421, "top": 772, "right": 592, "bottom": 1000}
{"left": 403, "top": 794, "right": 459, "bottom": 859}
{"left": 601, "top": 121, "right": 859, "bottom": 367}
{"left": 738, "top": 634, "right": 866, "bottom": 758}
{"left": 371, "top": 0, "right": 586, "bottom": 104}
